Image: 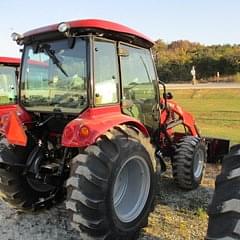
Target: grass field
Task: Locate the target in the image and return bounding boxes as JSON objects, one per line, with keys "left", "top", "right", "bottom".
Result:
{"left": 170, "top": 88, "right": 240, "bottom": 144}
{"left": 142, "top": 88, "right": 239, "bottom": 240}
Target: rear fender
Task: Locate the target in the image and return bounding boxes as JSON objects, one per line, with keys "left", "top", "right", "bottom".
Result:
{"left": 62, "top": 105, "right": 149, "bottom": 147}
{"left": 205, "top": 137, "right": 230, "bottom": 163}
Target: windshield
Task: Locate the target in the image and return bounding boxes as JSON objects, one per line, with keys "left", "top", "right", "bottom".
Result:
{"left": 20, "top": 38, "right": 89, "bottom": 114}
{"left": 0, "top": 65, "right": 17, "bottom": 104}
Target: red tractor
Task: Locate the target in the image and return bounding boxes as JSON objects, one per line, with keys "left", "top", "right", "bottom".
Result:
{"left": 0, "top": 19, "right": 228, "bottom": 239}
{"left": 0, "top": 56, "right": 20, "bottom": 115}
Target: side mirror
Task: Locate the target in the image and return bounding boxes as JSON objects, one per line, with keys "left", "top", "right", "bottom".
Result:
{"left": 163, "top": 92, "right": 173, "bottom": 100}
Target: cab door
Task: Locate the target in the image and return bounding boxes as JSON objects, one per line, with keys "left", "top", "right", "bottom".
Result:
{"left": 119, "top": 43, "right": 160, "bottom": 134}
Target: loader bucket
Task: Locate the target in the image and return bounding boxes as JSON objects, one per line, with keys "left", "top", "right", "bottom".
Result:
{"left": 206, "top": 137, "right": 230, "bottom": 163}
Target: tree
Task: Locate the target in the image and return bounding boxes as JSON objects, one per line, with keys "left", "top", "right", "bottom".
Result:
{"left": 153, "top": 40, "right": 240, "bottom": 82}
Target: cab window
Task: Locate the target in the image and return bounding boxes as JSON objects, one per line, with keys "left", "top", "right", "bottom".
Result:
{"left": 120, "top": 43, "right": 158, "bottom": 128}
{"left": 94, "top": 39, "right": 119, "bottom": 105}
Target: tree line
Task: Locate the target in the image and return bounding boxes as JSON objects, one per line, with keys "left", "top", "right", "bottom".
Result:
{"left": 153, "top": 40, "right": 240, "bottom": 83}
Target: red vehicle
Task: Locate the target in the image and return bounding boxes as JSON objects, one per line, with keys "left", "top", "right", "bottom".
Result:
{"left": 0, "top": 56, "right": 20, "bottom": 115}
{"left": 0, "top": 19, "right": 229, "bottom": 239}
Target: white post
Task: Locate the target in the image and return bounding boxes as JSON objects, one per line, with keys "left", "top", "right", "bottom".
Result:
{"left": 191, "top": 66, "right": 196, "bottom": 85}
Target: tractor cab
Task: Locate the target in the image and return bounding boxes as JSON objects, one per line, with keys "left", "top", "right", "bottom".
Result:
{"left": 0, "top": 57, "right": 20, "bottom": 111}
{"left": 11, "top": 20, "right": 160, "bottom": 140}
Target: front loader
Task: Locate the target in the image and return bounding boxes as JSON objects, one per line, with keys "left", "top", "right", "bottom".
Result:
{"left": 0, "top": 19, "right": 229, "bottom": 239}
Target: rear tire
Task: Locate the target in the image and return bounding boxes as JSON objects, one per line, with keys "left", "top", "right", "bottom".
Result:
{"left": 207, "top": 144, "right": 240, "bottom": 239}
{"left": 172, "top": 136, "right": 207, "bottom": 190}
{"left": 66, "top": 125, "right": 157, "bottom": 240}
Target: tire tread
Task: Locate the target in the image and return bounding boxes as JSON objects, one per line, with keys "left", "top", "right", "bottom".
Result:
{"left": 66, "top": 124, "right": 156, "bottom": 239}
{"left": 207, "top": 145, "right": 240, "bottom": 239}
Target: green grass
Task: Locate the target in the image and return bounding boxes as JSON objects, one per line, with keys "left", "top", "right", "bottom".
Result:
{"left": 170, "top": 89, "right": 240, "bottom": 144}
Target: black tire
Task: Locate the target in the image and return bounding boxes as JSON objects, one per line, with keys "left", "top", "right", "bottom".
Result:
{"left": 207, "top": 144, "right": 240, "bottom": 240}
{"left": 0, "top": 139, "right": 55, "bottom": 210}
{"left": 172, "top": 136, "right": 207, "bottom": 190}
{"left": 66, "top": 125, "right": 157, "bottom": 240}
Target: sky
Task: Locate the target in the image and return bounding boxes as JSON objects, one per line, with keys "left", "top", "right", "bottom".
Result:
{"left": 1, "top": 0, "right": 240, "bottom": 57}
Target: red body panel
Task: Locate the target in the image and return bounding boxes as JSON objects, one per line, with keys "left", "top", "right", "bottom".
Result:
{"left": 0, "top": 105, "right": 32, "bottom": 123}
{"left": 0, "top": 57, "right": 20, "bottom": 66}
{"left": 0, "top": 105, "right": 17, "bottom": 117}
{"left": 0, "top": 105, "right": 31, "bottom": 146}
{"left": 23, "top": 19, "right": 154, "bottom": 47}
{"left": 5, "top": 111, "right": 27, "bottom": 146}
{"left": 0, "top": 105, "right": 147, "bottom": 148}
{"left": 62, "top": 105, "right": 149, "bottom": 147}
{"left": 160, "top": 99, "right": 199, "bottom": 137}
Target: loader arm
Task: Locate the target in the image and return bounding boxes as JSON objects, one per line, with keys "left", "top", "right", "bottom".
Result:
{"left": 160, "top": 98, "right": 200, "bottom": 137}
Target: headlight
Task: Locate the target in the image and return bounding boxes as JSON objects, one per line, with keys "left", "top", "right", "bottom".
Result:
{"left": 58, "top": 22, "right": 70, "bottom": 33}
{"left": 11, "top": 32, "right": 23, "bottom": 42}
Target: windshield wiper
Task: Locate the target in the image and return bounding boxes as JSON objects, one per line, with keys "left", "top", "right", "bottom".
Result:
{"left": 40, "top": 44, "right": 69, "bottom": 77}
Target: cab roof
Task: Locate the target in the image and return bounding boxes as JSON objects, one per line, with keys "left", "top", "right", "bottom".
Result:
{"left": 0, "top": 56, "right": 20, "bottom": 66}
{"left": 23, "top": 19, "right": 154, "bottom": 48}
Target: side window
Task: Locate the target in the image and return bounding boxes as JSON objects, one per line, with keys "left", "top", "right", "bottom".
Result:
{"left": 120, "top": 45, "right": 156, "bottom": 87}
{"left": 120, "top": 44, "right": 157, "bottom": 125}
{"left": 94, "top": 39, "right": 118, "bottom": 105}
{"left": 0, "top": 66, "right": 17, "bottom": 104}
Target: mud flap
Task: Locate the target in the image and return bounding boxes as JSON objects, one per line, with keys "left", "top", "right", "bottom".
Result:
{"left": 205, "top": 137, "right": 230, "bottom": 163}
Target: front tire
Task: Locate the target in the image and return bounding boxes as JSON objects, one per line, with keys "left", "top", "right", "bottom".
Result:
{"left": 207, "top": 145, "right": 240, "bottom": 239}
{"left": 66, "top": 125, "right": 157, "bottom": 239}
{"left": 172, "top": 136, "right": 207, "bottom": 190}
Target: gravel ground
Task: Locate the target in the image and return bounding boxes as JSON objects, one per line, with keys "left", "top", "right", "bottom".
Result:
{"left": 142, "top": 162, "right": 220, "bottom": 240}
{"left": 0, "top": 163, "right": 220, "bottom": 240}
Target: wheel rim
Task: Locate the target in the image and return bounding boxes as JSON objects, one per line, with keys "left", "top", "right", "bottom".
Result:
{"left": 113, "top": 156, "right": 151, "bottom": 223}
{"left": 193, "top": 148, "right": 205, "bottom": 179}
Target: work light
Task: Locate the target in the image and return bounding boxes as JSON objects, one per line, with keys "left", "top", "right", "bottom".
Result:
{"left": 58, "top": 22, "right": 70, "bottom": 33}
{"left": 11, "top": 32, "right": 23, "bottom": 42}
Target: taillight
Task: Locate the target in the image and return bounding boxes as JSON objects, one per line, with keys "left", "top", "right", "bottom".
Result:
{"left": 79, "top": 126, "right": 90, "bottom": 138}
